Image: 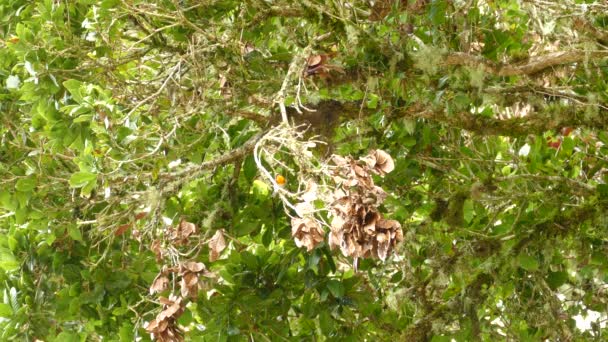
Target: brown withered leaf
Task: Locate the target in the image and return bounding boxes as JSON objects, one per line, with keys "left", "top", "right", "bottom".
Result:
{"left": 146, "top": 318, "right": 168, "bottom": 333}
{"left": 135, "top": 212, "right": 147, "bottom": 221}
{"left": 307, "top": 54, "right": 323, "bottom": 68}
{"left": 150, "top": 275, "right": 169, "bottom": 295}
{"left": 180, "top": 272, "right": 199, "bottom": 298}
{"left": 150, "top": 240, "right": 163, "bottom": 261}
{"left": 377, "top": 218, "right": 402, "bottom": 232}
{"left": 328, "top": 230, "right": 342, "bottom": 251}
{"left": 115, "top": 223, "right": 132, "bottom": 236}
{"left": 332, "top": 155, "right": 349, "bottom": 166}
{"left": 182, "top": 261, "right": 206, "bottom": 273}
{"left": 291, "top": 217, "right": 325, "bottom": 251}
{"left": 301, "top": 180, "right": 319, "bottom": 203}
{"left": 178, "top": 219, "right": 196, "bottom": 239}
{"left": 376, "top": 232, "right": 390, "bottom": 261}
{"left": 372, "top": 150, "right": 395, "bottom": 174}
{"left": 158, "top": 296, "right": 173, "bottom": 305}
{"left": 158, "top": 295, "right": 184, "bottom": 321}
{"left": 362, "top": 211, "right": 379, "bottom": 234}
{"left": 208, "top": 229, "right": 226, "bottom": 262}
{"left": 159, "top": 302, "right": 181, "bottom": 321}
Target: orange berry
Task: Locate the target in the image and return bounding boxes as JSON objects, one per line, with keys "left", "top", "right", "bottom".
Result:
{"left": 275, "top": 174, "right": 286, "bottom": 186}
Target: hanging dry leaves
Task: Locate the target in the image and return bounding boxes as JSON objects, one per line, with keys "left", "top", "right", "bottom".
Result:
{"left": 208, "top": 229, "right": 226, "bottom": 262}
{"left": 176, "top": 260, "right": 212, "bottom": 299}
{"left": 291, "top": 217, "right": 325, "bottom": 251}
{"left": 361, "top": 149, "right": 395, "bottom": 175}
{"left": 327, "top": 150, "right": 403, "bottom": 261}
{"left": 150, "top": 239, "right": 163, "bottom": 262}
{"left": 168, "top": 219, "right": 197, "bottom": 246}
{"left": 146, "top": 294, "right": 185, "bottom": 342}
{"left": 181, "top": 261, "right": 206, "bottom": 273}
{"left": 150, "top": 274, "right": 169, "bottom": 295}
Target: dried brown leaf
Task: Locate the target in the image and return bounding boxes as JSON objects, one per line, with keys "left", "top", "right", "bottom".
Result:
{"left": 150, "top": 240, "right": 163, "bottom": 261}
{"left": 145, "top": 319, "right": 160, "bottom": 332}
{"left": 115, "top": 223, "right": 132, "bottom": 236}
{"left": 307, "top": 54, "right": 323, "bottom": 67}
{"left": 150, "top": 275, "right": 169, "bottom": 295}
{"left": 178, "top": 219, "right": 196, "bottom": 239}
{"left": 208, "top": 229, "right": 226, "bottom": 262}
{"left": 182, "top": 261, "right": 206, "bottom": 273}
{"left": 180, "top": 272, "right": 199, "bottom": 298}
{"left": 159, "top": 301, "right": 182, "bottom": 321}
{"left": 158, "top": 296, "right": 173, "bottom": 305}
{"left": 373, "top": 150, "right": 395, "bottom": 174}
{"left": 291, "top": 217, "right": 325, "bottom": 251}
{"left": 294, "top": 201, "right": 315, "bottom": 217}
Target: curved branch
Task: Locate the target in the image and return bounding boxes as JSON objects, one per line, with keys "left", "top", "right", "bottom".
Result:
{"left": 445, "top": 50, "right": 608, "bottom": 76}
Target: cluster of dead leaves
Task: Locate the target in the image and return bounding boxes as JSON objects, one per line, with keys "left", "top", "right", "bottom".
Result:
{"left": 290, "top": 150, "right": 403, "bottom": 262}
{"left": 328, "top": 150, "right": 403, "bottom": 261}
{"left": 146, "top": 221, "right": 228, "bottom": 341}
{"left": 291, "top": 216, "right": 325, "bottom": 251}
{"left": 149, "top": 219, "right": 196, "bottom": 263}
{"left": 291, "top": 180, "right": 325, "bottom": 251}
{"left": 147, "top": 261, "right": 213, "bottom": 341}
{"left": 145, "top": 294, "right": 185, "bottom": 342}
{"left": 168, "top": 219, "right": 197, "bottom": 245}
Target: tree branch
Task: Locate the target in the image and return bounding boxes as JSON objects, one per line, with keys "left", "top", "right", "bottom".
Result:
{"left": 445, "top": 50, "right": 608, "bottom": 76}
{"left": 288, "top": 100, "right": 608, "bottom": 137}
{"left": 159, "top": 130, "right": 266, "bottom": 191}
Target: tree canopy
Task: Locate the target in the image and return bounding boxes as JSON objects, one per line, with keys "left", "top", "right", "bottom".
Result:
{"left": 1, "top": 0, "right": 608, "bottom": 340}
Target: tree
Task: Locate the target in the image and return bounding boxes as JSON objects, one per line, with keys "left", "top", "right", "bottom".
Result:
{"left": 1, "top": 0, "right": 607, "bottom": 340}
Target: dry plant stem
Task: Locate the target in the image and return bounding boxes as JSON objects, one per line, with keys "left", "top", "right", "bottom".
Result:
{"left": 253, "top": 125, "right": 300, "bottom": 213}
{"left": 275, "top": 46, "right": 313, "bottom": 123}
{"left": 274, "top": 32, "right": 332, "bottom": 124}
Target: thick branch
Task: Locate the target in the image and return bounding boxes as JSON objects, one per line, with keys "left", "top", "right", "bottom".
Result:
{"left": 160, "top": 131, "right": 266, "bottom": 190}
{"left": 445, "top": 50, "right": 608, "bottom": 76}
{"left": 574, "top": 18, "right": 608, "bottom": 46}
{"left": 290, "top": 100, "right": 608, "bottom": 137}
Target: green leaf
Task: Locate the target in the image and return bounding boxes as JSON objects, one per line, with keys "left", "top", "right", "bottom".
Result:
{"left": 68, "top": 225, "right": 83, "bottom": 242}
{"left": 251, "top": 180, "right": 270, "bottom": 199}
{"left": 53, "top": 332, "right": 80, "bottom": 342}
{"left": 0, "top": 191, "right": 16, "bottom": 211}
{"left": 15, "top": 178, "right": 36, "bottom": 192}
{"left": 518, "top": 254, "right": 539, "bottom": 271}
{"left": 63, "top": 79, "right": 84, "bottom": 103}
{"left": 546, "top": 271, "right": 568, "bottom": 290}
{"left": 326, "top": 280, "right": 344, "bottom": 298}
{"left": 243, "top": 155, "right": 257, "bottom": 182}
{"left": 7, "top": 236, "right": 18, "bottom": 252}
{"left": 597, "top": 184, "right": 608, "bottom": 199}
{"left": 366, "top": 94, "right": 379, "bottom": 109}
{"left": 0, "top": 303, "right": 13, "bottom": 318}
{"left": 318, "top": 310, "right": 334, "bottom": 335}
{"left": 118, "top": 322, "right": 134, "bottom": 341}
{"left": 69, "top": 172, "right": 97, "bottom": 188}
{"left": 0, "top": 248, "right": 19, "bottom": 272}
{"left": 463, "top": 199, "right": 474, "bottom": 223}
{"left": 234, "top": 220, "right": 260, "bottom": 237}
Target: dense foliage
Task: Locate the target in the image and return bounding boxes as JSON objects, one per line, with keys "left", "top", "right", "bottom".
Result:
{"left": 1, "top": 0, "right": 608, "bottom": 340}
